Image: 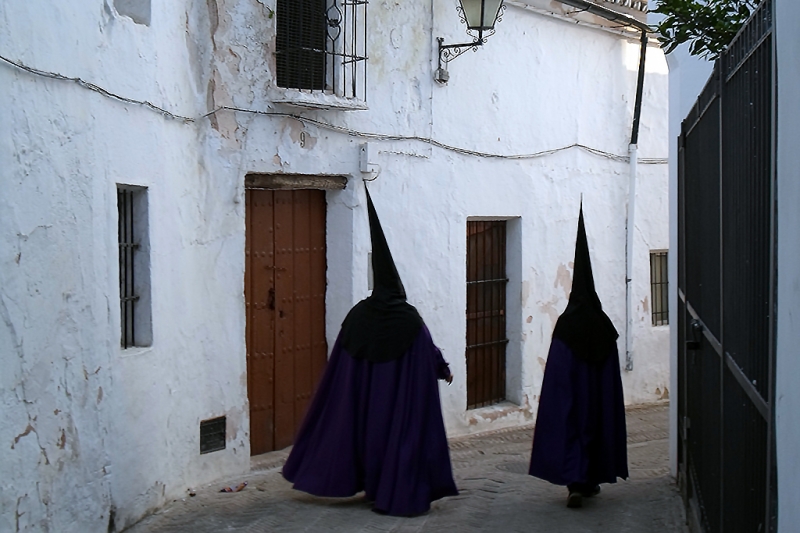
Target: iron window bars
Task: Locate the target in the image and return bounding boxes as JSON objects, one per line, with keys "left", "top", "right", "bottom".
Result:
{"left": 650, "top": 251, "right": 668, "bottom": 326}
{"left": 118, "top": 185, "right": 150, "bottom": 348}
{"left": 200, "top": 416, "right": 227, "bottom": 454}
{"left": 276, "top": 0, "right": 368, "bottom": 100}
{"left": 466, "top": 221, "right": 509, "bottom": 409}
{"left": 118, "top": 188, "right": 139, "bottom": 348}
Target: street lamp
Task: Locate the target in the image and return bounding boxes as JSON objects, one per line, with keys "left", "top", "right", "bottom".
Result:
{"left": 436, "top": 0, "right": 505, "bottom": 83}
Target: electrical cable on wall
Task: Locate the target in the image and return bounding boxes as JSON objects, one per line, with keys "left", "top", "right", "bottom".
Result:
{"left": 0, "top": 53, "right": 196, "bottom": 123}
{"left": 0, "top": 52, "right": 667, "bottom": 165}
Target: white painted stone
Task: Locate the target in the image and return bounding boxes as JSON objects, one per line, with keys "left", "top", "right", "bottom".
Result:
{"left": 1, "top": 0, "right": 669, "bottom": 528}
{"left": 775, "top": 2, "right": 800, "bottom": 530}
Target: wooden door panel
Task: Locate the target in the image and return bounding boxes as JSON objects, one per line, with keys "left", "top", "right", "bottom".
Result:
{"left": 246, "top": 190, "right": 276, "bottom": 456}
{"left": 466, "top": 221, "right": 507, "bottom": 409}
{"left": 247, "top": 188, "right": 328, "bottom": 454}
{"left": 274, "top": 190, "right": 296, "bottom": 450}
{"left": 292, "top": 191, "right": 314, "bottom": 430}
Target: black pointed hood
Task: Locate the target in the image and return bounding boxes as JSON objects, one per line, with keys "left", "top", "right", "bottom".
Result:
{"left": 339, "top": 187, "right": 424, "bottom": 363}
{"left": 365, "top": 187, "right": 407, "bottom": 303}
{"left": 551, "top": 204, "right": 619, "bottom": 363}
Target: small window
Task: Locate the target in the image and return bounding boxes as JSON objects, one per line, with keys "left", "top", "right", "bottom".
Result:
{"left": 275, "top": 0, "right": 368, "bottom": 99}
{"left": 118, "top": 186, "right": 152, "bottom": 348}
{"left": 466, "top": 220, "right": 508, "bottom": 409}
{"left": 650, "top": 251, "right": 669, "bottom": 326}
{"left": 200, "top": 416, "right": 226, "bottom": 454}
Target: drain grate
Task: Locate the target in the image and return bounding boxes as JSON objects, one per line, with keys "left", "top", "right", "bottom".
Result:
{"left": 200, "top": 416, "right": 226, "bottom": 454}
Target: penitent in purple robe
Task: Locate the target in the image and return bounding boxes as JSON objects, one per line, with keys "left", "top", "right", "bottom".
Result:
{"left": 528, "top": 337, "right": 628, "bottom": 487}
{"left": 282, "top": 324, "right": 458, "bottom": 516}
{"left": 529, "top": 205, "right": 628, "bottom": 492}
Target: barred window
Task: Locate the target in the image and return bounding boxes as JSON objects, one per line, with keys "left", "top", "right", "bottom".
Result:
{"left": 118, "top": 186, "right": 152, "bottom": 348}
{"left": 275, "top": 0, "right": 368, "bottom": 100}
{"left": 650, "top": 251, "right": 668, "bottom": 326}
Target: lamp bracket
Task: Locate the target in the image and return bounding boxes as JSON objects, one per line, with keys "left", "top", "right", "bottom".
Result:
{"left": 438, "top": 36, "right": 484, "bottom": 66}
{"left": 435, "top": 31, "right": 487, "bottom": 83}
{"left": 434, "top": 2, "right": 505, "bottom": 83}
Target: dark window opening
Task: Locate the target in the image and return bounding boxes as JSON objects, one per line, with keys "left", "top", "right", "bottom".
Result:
{"left": 200, "top": 416, "right": 227, "bottom": 454}
{"left": 275, "top": 0, "right": 368, "bottom": 99}
{"left": 650, "top": 250, "right": 669, "bottom": 326}
{"left": 466, "top": 220, "right": 508, "bottom": 409}
{"left": 117, "top": 185, "right": 151, "bottom": 348}
{"left": 276, "top": 0, "right": 327, "bottom": 91}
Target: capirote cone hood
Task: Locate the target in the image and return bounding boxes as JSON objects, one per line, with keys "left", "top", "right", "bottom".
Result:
{"left": 551, "top": 204, "right": 619, "bottom": 363}
{"left": 339, "top": 187, "right": 423, "bottom": 363}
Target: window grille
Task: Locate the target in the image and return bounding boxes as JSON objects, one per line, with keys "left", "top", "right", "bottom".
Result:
{"left": 200, "top": 416, "right": 226, "bottom": 454}
{"left": 117, "top": 186, "right": 151, "bottom": 348}
{"left": 276, "top": 0, "right": 368, "bottom": 100}
{"left": 650, "top": 251, "right": 669, "bottom": 326}
{"left": 466, "top": 220, "right": 508, "bottom": 409}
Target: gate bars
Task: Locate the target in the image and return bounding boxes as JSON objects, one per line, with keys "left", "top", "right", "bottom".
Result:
{"left": 677, "top": 1, "right": 777, "bottom": 532}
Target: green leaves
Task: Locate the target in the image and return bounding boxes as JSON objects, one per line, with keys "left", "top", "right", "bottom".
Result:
{"left": 651, "top": 0, "right": 761, "bottom": 59}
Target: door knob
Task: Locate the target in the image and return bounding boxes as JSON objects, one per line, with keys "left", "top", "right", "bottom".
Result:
{"left": 686, "top": 319, "right": 703, "bottom": 350}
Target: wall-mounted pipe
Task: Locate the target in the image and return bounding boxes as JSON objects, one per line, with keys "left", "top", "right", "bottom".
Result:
{"left": 625, "top": 29, "right": 648, "bottom": 372}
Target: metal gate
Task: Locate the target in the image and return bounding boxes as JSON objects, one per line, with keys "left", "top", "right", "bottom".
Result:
{"left": 245, "top": 189, "right": 328, "bottom": 455}
{"left": 677, "top": 2, "right": 777, "bottom": 531}
{"left": 466, "top": 220, "right": 508, "bottom": 409}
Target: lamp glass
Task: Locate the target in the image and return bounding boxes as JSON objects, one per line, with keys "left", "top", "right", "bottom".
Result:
{"left": 459, "top": 0, "right": 503, "bottom": 31}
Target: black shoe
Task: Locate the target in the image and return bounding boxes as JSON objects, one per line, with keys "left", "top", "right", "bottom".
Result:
{"left": 566, "top": 491, "right": 583, "bottom": 508}
{"left": 582, "top": 485, "right": 601, "bottom": 498}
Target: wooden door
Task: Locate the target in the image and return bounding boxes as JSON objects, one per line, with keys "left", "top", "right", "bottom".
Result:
{"left": 466, "top": 220, "right": 508, "bottom": 409}
{"left": 246, "top": 189, "right": 328, "bottom": 455}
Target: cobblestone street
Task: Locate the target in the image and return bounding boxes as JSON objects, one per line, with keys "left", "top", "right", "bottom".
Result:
{"left": 128, "top": 403, "right": 685, "bottom": 532}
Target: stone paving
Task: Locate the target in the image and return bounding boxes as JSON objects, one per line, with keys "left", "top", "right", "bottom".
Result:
{"left": 127, "top": 402, "right": 686, "bottom": 532}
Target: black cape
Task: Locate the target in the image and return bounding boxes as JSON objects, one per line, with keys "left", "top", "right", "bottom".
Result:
{"left": 551, "top": 205, "right": 619, "bottom": 363}
{"left": 283, "top": 186, "right": 458, "bottom": 515}
{"left": 529, "top": 204, "right": 628, "bottom": 486}
{"left": 339, "top": 187, "right": 424, "bottom": 362}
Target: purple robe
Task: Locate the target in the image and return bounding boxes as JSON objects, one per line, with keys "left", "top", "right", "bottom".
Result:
{"left": 528, "top": 337, "right": 628, "bottom": 486}
{"left": 282, "top": 324, "right": 458, "bottom": 516}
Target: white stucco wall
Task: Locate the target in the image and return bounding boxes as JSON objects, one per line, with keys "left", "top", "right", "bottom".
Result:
{"left": 775, "top": 1, "right": 800, "bottom": 530}
{"left": 1, "top": 0, "right": 669, "bottom": 529}
{"left": 0, "top": 2, "right": 250, "bottom": 531}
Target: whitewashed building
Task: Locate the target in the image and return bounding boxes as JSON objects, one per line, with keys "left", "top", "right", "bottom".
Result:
{"left": 0, "top": 0, "right": 668, "bottom": 530}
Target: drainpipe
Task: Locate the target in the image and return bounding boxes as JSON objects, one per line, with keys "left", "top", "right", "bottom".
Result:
{"left": 625, "top": 29, "right": 648, "bottom": 372}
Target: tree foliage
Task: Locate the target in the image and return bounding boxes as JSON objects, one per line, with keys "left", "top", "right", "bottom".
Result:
{"left": 651, "top": 0, "right": 761, "bottom": 59}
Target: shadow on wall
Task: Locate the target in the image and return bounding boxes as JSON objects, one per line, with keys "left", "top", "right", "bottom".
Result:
{"left": 114, "top": 0, "right": 151, "bottom": 26}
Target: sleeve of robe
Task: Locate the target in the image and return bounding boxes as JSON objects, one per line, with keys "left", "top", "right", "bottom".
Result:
{"left": 433, "top": 347, "right": 451, "bottom": 381}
